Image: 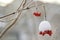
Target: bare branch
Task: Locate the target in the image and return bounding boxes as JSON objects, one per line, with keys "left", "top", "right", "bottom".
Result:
{"left": 0, "top": 11, "right": 22, "bottom": 38}
{"left": 0, "top": 12, "right": 15, "bottom": 19}
{"left": 17, "top": 0, "right": 26, "bottom": 11}
{"left": 0, "top": 0, "right": 26, "bottom": 39}
{"left": 0, "top": 0, "right": 25, "bottom": 19}
{"left": 24, "top": 0, "right": 33, "bottom": 7}
{"left": 0, "top": 19, "right": 15, "bottom": 22}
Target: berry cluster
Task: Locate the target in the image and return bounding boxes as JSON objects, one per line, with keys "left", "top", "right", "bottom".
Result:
{"left": 33, "top": 12, "right": 41, "bottom": 17}
{"left": 39, "top": 30, "right": 52, "bottom": 36}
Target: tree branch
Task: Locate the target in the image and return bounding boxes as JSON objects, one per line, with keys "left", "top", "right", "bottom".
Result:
{"left": 0, "top": 0, "right": 26, "bottom": 39}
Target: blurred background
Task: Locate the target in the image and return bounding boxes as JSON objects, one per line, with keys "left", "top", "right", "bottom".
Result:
{"left": 0, "top": 0, "right": 60, "bottom": 40}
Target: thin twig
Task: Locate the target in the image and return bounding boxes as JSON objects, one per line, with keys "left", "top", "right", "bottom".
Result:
{"left": 0, "top": 19, "right": 15, "bottom": 22}
{"left": 17, "top": 0, "right": 26, "bottom": 11}
{"left": 24, "top": 0, "right": 33, "bottom": 7}
{"left": 43, "top": 5, "right": 47, "bottom": 20}
{"left": 0, "top": 12, "right": 15, "bottom": 19}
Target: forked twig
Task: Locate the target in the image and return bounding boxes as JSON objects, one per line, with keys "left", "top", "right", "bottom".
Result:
{"left": 0, "top": 0, "right": 25, "bottom": 19}
{"left": 0, "top": 11, "right": 22, "bottom": 38}
{"left": 0, "top": 0, "right": 25, "bottom": 38}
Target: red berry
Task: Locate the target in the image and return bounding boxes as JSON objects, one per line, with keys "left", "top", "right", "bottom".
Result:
{"left": 33, "top": 12, "right": 41, "bottom": 17}
{"left": 42, "top": 32, "right": 45, "bottom": 36}
{"left": 39, "top": 31, "right": 43, "bottom": 35}
{"left": 44, "top": 30, "right": 52, "bottom": 36}
{"left": 48, "top": 30, "right": 52, "bottom": 36}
